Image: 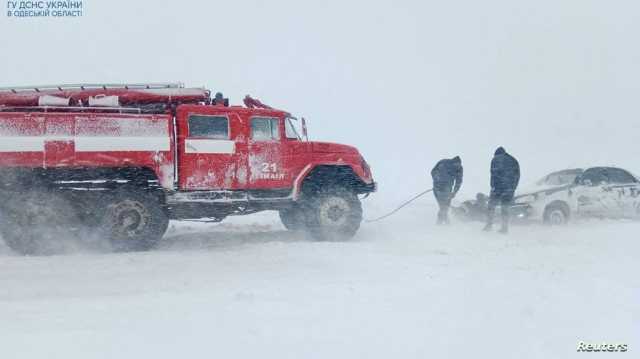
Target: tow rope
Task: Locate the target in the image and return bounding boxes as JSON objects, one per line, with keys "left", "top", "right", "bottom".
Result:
{"left": 365, "top": 188, "right": 433, "bottom": 223}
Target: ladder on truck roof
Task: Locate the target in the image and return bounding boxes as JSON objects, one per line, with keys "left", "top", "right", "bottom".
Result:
{"left": 0, "top": 83, "right": 185, "bottom": 93}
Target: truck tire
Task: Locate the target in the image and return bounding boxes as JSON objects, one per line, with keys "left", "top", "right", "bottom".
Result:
{"left": 99, "top": 190, "right": 169, "bottom": 252}
{"left": 303, "top": 187, "right": 362, "bottom": 241}
{"left": 543, "top": 201, "right": 570, "bottom": 225}
{"left": 279, "top": 206, "right": 306, "bottom": 231}
{"left": 0, "top": 191, "right": 81, "bottom": 255}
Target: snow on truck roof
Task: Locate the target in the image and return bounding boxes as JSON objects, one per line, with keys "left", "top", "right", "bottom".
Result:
{"left": 0, "top": 83, "right": 286, "bottom": 115}
{"left": 0, "top": 83, "right": 210, "bottom": 108}
{"left": 0, "top": 83, "right": 186, "bottom": 92}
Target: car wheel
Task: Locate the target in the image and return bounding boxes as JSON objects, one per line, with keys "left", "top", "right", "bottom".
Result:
{"left": 543, "top": 202, "right": 570, "bottom": 225}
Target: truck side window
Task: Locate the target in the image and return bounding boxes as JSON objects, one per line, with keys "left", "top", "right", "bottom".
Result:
{"left": 285, "top": 118, "right": 301, "bottom": 140}
{"left": 251, "top": 117, "right": 280, "bottom": 141}
{"left": 188, "top": 115, "right": 229, "bottom": 139}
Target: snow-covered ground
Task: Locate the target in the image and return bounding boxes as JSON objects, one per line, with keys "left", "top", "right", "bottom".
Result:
{"left": 3, "top": 1, "right": 640, "bottom": 357}
{"left": 1, "top": 200, "right": 637, "bottom": 359}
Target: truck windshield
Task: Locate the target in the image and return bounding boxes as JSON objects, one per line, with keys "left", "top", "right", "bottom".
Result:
{"left": 285, "top": 117, "right": 302, "bottom": 140}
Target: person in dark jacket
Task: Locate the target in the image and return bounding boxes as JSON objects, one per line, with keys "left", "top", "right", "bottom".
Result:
{"left": 484, "top": 147, "right": 520, "bottom": 233}
{"left": 213, "top": 92, "right": 229, "bottom": 106}
{"left": 431, "top": 156, "right": 463, "bottom": 224}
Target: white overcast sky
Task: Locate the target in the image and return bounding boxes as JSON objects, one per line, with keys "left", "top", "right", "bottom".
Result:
{"left": 2, "top": 0, "right": 639, "bottom": 200}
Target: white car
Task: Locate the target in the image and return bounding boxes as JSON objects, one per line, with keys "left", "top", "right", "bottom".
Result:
{"left": 512, "top": 167, "right": 640, "bottom": 224}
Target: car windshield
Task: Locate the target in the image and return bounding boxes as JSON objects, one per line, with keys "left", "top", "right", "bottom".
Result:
{"left": 535, "top": 169, "right": 583, "bottom": 187}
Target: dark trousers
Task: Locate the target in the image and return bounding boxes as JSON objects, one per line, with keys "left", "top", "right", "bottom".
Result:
{"left": 487, "top": 190, "right": 514, "bottom": 229}
{"left": 434, "top": 189, "right": 452, "bottom": 224}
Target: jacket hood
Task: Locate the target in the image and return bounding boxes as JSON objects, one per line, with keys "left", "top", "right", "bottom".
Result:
{"left": 494, "top": 147, "right": 506, "bottom": 155}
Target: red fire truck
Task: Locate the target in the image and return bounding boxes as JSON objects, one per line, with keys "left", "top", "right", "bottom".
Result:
{"left": 0, "top": 83, "right": 376, "bottom": 254}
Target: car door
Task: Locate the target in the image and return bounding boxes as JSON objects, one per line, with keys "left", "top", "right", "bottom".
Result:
{"left": 177, "top": 110, "right": 245, "bottom": 190}
{"left": 601, "top": 168, "right": 640, "bottom": 218}
{"left": 575, "top": 168, "right": 611, "bottom": 217}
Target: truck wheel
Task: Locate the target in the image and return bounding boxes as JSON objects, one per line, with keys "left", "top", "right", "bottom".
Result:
{"left": 543, "top": 202, "right": 570, "bottom": 225}
{"left": 303, "top": 187, "right": 362, "bottom": 241}
{"left": 0, "top": 191, "right": 80, "bottom": 255}
{"left": 279, "top": 206, "right": 306, "bottom": 231}
{"left": 100, "top": 190, "right": 168, "bottom": 252}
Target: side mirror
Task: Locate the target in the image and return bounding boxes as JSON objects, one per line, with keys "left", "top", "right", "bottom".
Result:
{"left": 301, "top": 117, "right": 309, "bottom": 141}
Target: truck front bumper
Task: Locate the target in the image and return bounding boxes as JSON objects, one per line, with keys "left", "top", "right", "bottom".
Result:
{"left": 364, "top": 181, "right": 377, "bottom": 193}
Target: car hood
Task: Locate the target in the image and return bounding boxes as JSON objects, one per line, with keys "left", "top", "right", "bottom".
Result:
{"left": 515, "top": 183, "right": 575, "bottom": 201}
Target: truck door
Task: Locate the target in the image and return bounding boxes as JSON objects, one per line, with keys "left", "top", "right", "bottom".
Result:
{"left": 177, "top": 110, "right": 246, "bottom": 190}
{"left": 247, "top": 116, "right": 288, "bottom": 190}
{"left": 282, "top": 116, "right": 311, "bottom": 190}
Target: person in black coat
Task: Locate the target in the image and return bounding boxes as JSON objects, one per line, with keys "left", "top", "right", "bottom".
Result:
{"left": 431, "top": 156, "right": 463, "bottom": 224}
{"left": 484, "top": 147, "right": 520, "bottom": 233}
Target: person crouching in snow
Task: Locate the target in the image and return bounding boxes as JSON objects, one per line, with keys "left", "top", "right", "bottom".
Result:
{"left": 453, "top": 192, "right": 489, "bottom": 222}
{"left": 484, "top": 147, "right": 520, "bottom": 234}
{"left": 431, "top": 156, "right": 463, "bottom": 225}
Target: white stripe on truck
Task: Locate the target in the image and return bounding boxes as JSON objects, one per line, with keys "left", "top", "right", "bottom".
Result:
{"left": 75, "top": 137, "right": 170, "bottom": 152}
{"left": 0, "top": 136, "right": 170, "bottom": 152}
{"left": 185, "top": 139, "right": 235, "bottom": 154}
{"left": 0, "top": 137, "right": 45, "bottom": 152}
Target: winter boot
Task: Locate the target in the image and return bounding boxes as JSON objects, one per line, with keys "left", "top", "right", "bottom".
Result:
{"left": 499, "top": 208, "right": 509, "bottom": 234}
{"left": 437, "top": 209, "right": 448, "bottom": 225}
{"left": 484, "top": 208, "right": 495, "bottom": 231}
